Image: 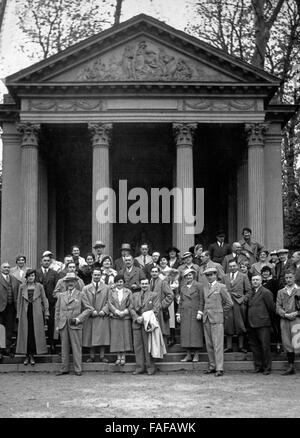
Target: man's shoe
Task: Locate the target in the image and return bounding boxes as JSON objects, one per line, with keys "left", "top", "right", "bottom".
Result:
{"left": 29, "top": 355, "right": 35, "bottom": 366}
{"left": 281, "top": 366, "right": 295, "bottom": 375}
{"left": 23, "top": 356, "right": 29, "bottom": 366}
{"left": 99, "top": 357, "right": 109, "bottom": 363}
{"left": 86, "top": 357, "right": 95, "bottom": 363}
{"left": 56, "top": 371, "right": 69, "bottom": 376}
{"left": 224, "top": 348, "right": 233, "bottom": 353}
{"left": 254, "top": 368, "right": 263, "bottom": 373}
{"left": 132, "top": 370, "right": 144, "bottom": 375}
{"left": 263, "top": 370, "right": 271, "bottom": 375}
{"left": 168, "top": 338, "right": 176, "bottom": 347}
{"left": 193, "top": 353, "right": 200, "bottom": 362}
{"left": 215, "top": 371, "right": 224, "bottom": 377}
{"left": 49, "top": 345, "right": 56, "bottom": 355}
{"left": 75, "top": 372, "right": 82, "bottom": 376}
{"left": 238, "top": 348, "right": 247, "bottom": 353}
{"left": 204, "top": 369, "right": 216, "bottom": 374}
{"left": 147, "top": 369, "right": 156, "bottom": 375}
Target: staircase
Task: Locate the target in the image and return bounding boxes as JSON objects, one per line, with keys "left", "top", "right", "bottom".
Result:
{"left": 1, "top": 330, "right": 299, "bottom": 373}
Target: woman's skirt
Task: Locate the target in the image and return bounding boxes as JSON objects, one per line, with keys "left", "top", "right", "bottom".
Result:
{"left": 110, "top": 318, "right": 133, "bottom": 352}
{"left": 27, "top": 302, "right": 36, "bottom": 355}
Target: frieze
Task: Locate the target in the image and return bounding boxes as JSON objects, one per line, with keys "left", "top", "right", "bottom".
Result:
{"left": 76, "top": 40, "right": 230, "bottom": 82}
{"left": 26, "top": 99, "right": 103, "bottom": 111}
{"left": 183, "top": 99, "right": 258, "bottom": 112}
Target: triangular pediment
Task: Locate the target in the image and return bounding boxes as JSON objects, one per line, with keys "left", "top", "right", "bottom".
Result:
{"left": 49, "top": 36, "right": 236, "bottom": 83}
{"left": 6, "top": 14, "right": 279, "bottom": 88}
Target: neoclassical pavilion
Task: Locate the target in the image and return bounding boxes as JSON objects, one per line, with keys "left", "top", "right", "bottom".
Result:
{"left": 0, "top": 14, "right": 296, "bottom": 266}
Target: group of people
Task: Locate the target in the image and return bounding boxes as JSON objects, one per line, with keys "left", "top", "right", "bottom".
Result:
{"left": 0, "top": 227, "right": 299, "bottom": 377}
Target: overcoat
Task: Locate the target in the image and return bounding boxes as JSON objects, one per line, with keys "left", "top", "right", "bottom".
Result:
{"left": 108, "top": 287, "right": 133, "bottom": 352}
{"left": 16, "top": 282, "right": 49, "bottom": 354}
{"left": 119, "top": 266, "right": 146, "bottom": 292}
{"left": 151, "top": 278, "right": 173, "bottom": 336}
{"left": 178, "top": 281, "right": 204, "bottom": 349}
{"left": 82, "top": 282, "right": 110, "bottom": 347}
{"left": 276, "top": 286, "right": 300, "bottom": 353}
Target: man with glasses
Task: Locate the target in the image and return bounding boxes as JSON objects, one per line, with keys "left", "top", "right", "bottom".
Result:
{"left": 200, "top": 267, "right": 233, "bottom": 377}
{"left": 0, "top": 262, "right": 20, "bottom": 360}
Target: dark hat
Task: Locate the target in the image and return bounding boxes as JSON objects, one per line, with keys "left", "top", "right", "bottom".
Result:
{"left": 189, "top": 246, "right": 195, "bottom": 254}
{"left": 166, "top": 246, "right": 180, "bottom": 254}
{"left": 216, "top": 230, "right": 226, "bottom": 237}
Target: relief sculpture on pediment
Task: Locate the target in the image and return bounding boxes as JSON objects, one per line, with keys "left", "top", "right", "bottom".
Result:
{"left": 76, "top": 40, "right": 219, "bottom": 81}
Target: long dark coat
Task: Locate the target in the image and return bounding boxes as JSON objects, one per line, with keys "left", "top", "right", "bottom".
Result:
{"left": 223, "top": 272, "right": 251, "bottom": 335}
{"left": 108, "top": 287, "right": 133, "bottom": 352}
{"left": 178, "top": 281, "right": 204, "bottom": 349}
{"left": 16, "top": 282, "right": 49, "bottom": 354}
{"left": 82, "top": 282, "right": 110, "bottom": 347}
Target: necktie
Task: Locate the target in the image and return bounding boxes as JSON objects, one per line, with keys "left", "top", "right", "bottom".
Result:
{"left": 231, "top": 273, "right": 234, "bottom": 281}
{"left": 151, "top": 278, "right": 155, "bottom": 291}
{"left": 143, "top": 255, "right": 146, "bottom": 265}
{"left": 95, "top": 281, "right": 99, "bottom": 292}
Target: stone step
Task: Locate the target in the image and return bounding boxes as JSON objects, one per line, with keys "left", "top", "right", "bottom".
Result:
{"left": 0, "top": 351, "right": 289, "bottom": 364}
{"left": 0, "top": 360, "right": 299, "bottom": 373}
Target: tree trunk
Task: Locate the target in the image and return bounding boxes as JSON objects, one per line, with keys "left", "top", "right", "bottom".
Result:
{"left": 114, "top": 0, "right": 123, "bottom": 25}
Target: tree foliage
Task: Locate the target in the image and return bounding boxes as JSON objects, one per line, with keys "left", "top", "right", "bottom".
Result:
{"left": 187, "top": 0, "right": 300, "bottom": 248}
{"left": 16, "top": 0, "right": 114, "bottom": 59}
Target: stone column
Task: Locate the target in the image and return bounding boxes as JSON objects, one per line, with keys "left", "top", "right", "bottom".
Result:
{"left": 17, "top": 122, "right": 40, "bottom": 268}
{"left": 38, "top": 158, "right": 48, "bottom": 258}
{"left": 264, "top": 123, "right": 284, "bottom": 250}
{"left": 88, "top": 122, "right": 113, "bottom": 256}
{"left": 245, "top": 123, "right": 267, "bottom": 245}
{"left": 0, "top": 123, "right": 22, "bottom": 264}
{"left": 237, "top": 149, "right": 248, "bottom": 236}
{"left": 173, "top": 123, "right": 197, "bottom": 253}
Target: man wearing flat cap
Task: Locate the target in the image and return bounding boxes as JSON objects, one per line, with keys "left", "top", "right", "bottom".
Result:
{"left": 199, "top": 267, "right": 233, "bottom": 376}
{"left": 55, "top": 273, "right": 92, "bottom": 376}
{"left": 208, "top": 231, "right": 231, "bottom": 264}
{"left": 93, "top": 241, "right": 107, "bottom": 266}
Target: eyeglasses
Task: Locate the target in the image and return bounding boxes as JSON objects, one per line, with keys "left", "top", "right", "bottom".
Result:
{"left": 3, "top": 266, "right": 10, "bottom": 269}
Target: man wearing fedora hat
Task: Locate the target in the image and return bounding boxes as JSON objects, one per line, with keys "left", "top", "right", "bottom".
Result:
{"left": 93, "top": 241, "right": 107, "bottom": 266}
{"left": 53, "top": 261, "right": 85, "bottom": 298}
{"left": 199, "top": 267, "right": 233, "bottom": 376}
{"left": 55, "top": 273, "right": 92, "bottom": 376}
{"left": 208, "top": 231, "right": 231, "bottom": 264}
{"left": 114, "top": 243, "right": 139, "bottom": 272}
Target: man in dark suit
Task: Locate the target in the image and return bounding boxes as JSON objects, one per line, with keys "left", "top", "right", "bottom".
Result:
{"left": 114, "top": 243, "right": 139, "bottom": 272}
{"left": 275, "top": 249, "right": 292, "bottom": 290}
{"left": 120, "top": 255, "right": 146, "bottom": 293}
{"left": 223, "top": 260, "right": 251, "bottom": 353}
{"left": 36, "top": 254, "right": 59, "bottom": 353}
{"left": 0, "top": 262, "right": 20, "bottom": 359}
{"left": 130, "top": 277, "right": 161, "bottom": 375}
{"left": 208, "top": 231, "right": 231, "bottom": 264}
{"left": 239, "top": 227, "right": 264, "bottom": 265}
{"left": 245, "top": 274, "right": 276, "bottom": 375}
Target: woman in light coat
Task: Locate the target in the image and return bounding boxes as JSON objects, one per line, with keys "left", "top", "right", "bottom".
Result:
{"left": 176, "top": 268, "right": 204, "bottom": 362}
{"left": 16, "top": 269, "right": 49, "bottom": 365}
{"left": 108, "top": 274, "right": 133, "bottom": 365}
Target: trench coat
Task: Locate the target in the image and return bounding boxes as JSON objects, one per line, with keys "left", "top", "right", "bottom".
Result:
{"left": 223, "top": 272, "right": 251, "bottom": 335}
{"left": 82, "top": 282, "right": 110, "bottom": 347}
{"left": 178, "top": 281, "right": 204, "bottom": 349}
{"left": 108, "top": 287, "right": 133, "bottom": 352}
{"left": 16, "top": 282, "right": 49, "bottom": 355}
